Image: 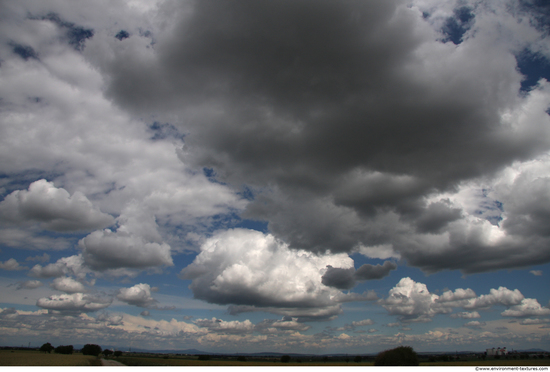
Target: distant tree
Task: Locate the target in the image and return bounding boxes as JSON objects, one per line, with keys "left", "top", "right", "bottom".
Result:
{"left": 103, "top": 349, "right": 113, "bottom": 357}
{"left": 322, "top": 356, "right": 329, "bottom": 362}
{"left": 40, "top": 343, "right": 54, "bottom": 354}
{"left": 237, "top": 356, "right": 247, "bottom": 362}
{"left": 280, "top": 355, "right": 291, "bottom": 363}
{"left": 198, "top": 355, "right": 211, "bottom": 361}
{"left": 54, "top": 345, "right": 73, "bottom": 354}
{"left": 374, "top": 346, "right": 419, "bottom": 366}
{"left": 82, "top": 344, "right": 102, "bottom": 356}
{"left": 114, "top": 351, "right": 123, "bottom": 357}
{"left": 354, "top": 355, "right": 362, "bottom": 363}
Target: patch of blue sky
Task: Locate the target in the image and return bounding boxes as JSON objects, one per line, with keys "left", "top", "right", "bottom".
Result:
{"left": 147, "top": 121, "right": 185, "bottom": 141}
{"left": 515, "top": 48, "right": 550, "bottom": 93}
{"left": 440, "top": 6, "right": 475, "bottom": 45}
{"left": 38, "top": 13, "right": 94, "bottom": 51}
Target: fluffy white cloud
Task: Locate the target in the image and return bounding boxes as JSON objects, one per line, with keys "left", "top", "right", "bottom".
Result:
{"left": 180, "top": 228, "right": 365, "bottom": 319}
{"left": 501, "top": 298, "right": 550, "bottom": 317}
{"left": 79, "top": 203, "right": 173, "bottom": 271}
{"left": 380, "top": 277, "right": 451, "bottom": 322}
{"left": 117, "top": 283, "right": 157, "bottom": 308}
{"left": 463, "top": 287, "right": 524, "bottom": 310}
{"left": 51, "top": 277, "right": 86, "bottom": 294}
{"left": 0, "top": 180, "right": 114, "bottom": 231}
{"left": 29, "top": 254, "right": 88, "bottom": 279}
{"left": 195, "top": 317, "right": 255, "bottom": 334}
{"left": 0, "top": 258, "right": 27, "bottom": 271}
{"left": 530, "top": 270, "right": 542, "bottom": 276}
{"left": 36, "top": 293, "right": 111, "bottom": 312}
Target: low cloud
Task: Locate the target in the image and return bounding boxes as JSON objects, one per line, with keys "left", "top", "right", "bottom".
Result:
{"left": 450, "top": 311, "right": 481, "bottom": 319}
{"left": 180, "top": 228, "right": 369, "bottom": 320}
{"left": 501, "top": 298, "right": 550, "bottom": 317}
{"left": 51, "top": 277, "right": 86, "bottom": 294}
{"left": 321, "top": 261, "right": 397, "bottom": 290}
{"left": 195, "top": 317, "right": 255, "bottom": 334}
{"left": 15, "top": 280, "right": 42, "bottom": 290}
{"left": 0, "top": 258, "right": 27, "bottom": 271}
{"left": 530, "top": 270, "right": 542, "bottom": 276}
{"left": 36, "top": 293, "right": 112, "bottom": 312}
{"left": 0, "top": 180, "right": 114, "bottom": 232}
{"left": 117, "top": 283, "right": 157, "bottom": 308}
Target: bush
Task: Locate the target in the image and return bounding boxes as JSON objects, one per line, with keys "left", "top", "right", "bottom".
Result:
{"left": 354, "top": 355, "right": 362, "bottom": 363}
{"left": 374, "top": 346, "right": 419, "bottom": 366}
{"left": 114, "top": 351, "right": 123, "bottom": 357}
{"left": 82, "top": 344, "right": 102, "bottom": 356}
{"left": 198, "top": 355, "right": 211, "bottom": 360}
{"left": 237, "top": 356, "right": 247, "bottom": 362}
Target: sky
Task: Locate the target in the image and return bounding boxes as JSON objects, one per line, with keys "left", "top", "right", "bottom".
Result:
{"left": 0, "top": 0, "right": 550, "bottom": 355}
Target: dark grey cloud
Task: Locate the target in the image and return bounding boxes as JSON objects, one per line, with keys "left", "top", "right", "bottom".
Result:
{"left": 322, "top": 261, "right": 397, "bottom": 289}
{"left": 90, "top": 0, "right": 550, "bottom": 276}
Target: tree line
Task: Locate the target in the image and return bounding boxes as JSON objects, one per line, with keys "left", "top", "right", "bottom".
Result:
{"left": 39, "top": 342, "right": 122, "bottom": 357}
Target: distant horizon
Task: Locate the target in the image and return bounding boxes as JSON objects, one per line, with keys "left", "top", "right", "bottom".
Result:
{"left": 1, "top": 0, "right": 550, "bottom": 355}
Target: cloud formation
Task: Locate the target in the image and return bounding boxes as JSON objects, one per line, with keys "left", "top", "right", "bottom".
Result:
{"left": 36, "top": 293, "right": 111, "bottom": 312}
{"left": 180, "top": 228, "right": 372, "bottom": 319}
{"left": 0, "top": 180, "right": 114, "bottom": 232}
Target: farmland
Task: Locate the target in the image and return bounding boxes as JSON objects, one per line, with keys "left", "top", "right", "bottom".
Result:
{"left": 1, "top": 349, "right": 549, "bottom": 367}
{"left": 0, "top": 349, "right": 100, "bottom": 366}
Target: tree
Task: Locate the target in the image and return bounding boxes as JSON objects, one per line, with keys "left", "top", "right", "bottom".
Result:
{"left": 40, "top": 343, "right": 54, "bottom": 354}
{"left": 54, "top": 345, "right": 73, "bottom": 354}
{"left": 280, "top": 355, "right": 291, "bottom": 363}
{"left": 114, "top": 351, "right": 123, "bottom": 357}
{"left": 374, "top": 346, "right": 419, "bottom": 366}
{"left": 82, "top": 344, "right": 102, "bottom": 356}
{"left": 354, "top": 355, "right": 362, "bottom": 363}
{"left": 103, "top": 349, "right": 113, "bottom": 357}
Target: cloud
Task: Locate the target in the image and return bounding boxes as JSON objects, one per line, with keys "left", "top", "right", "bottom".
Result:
{"left": 321, "top": 261, "right": 397, "bottom": 289}
{"left": 29, "top": 255, "right": 88, "bottom": 279}
{"left": 15, "top": 280, "right": 43, "bottom": 290}
{"left": 195, "top": 317, "right": 255, "bottom": 334}
{"left": 117, "top": 283, "right": 157, "bottom": 308}
{"left": 450, "top": 311, "right": 481, "bottom": 319}
{"left": 26, "top": 253, "right": 50, "bottom": 263}
{"left": 0, "top": 258, "right": 27, "bottom": 271}
{"left": 50, "top": 277, "right": 86, "bottom": 294}
{"left": 79, "top": 203, "right": 173, "bottom": 271}
{"left": 530, "top": 270, "right": 542, "bottom": 276}
{"left": 36, "top": 293, "right": 111, "bottom": 312}
{"left": 0, "top": 229, "right": 72, "bottom": 251}
{"left": 180, "top": 228, "right": 369, "bottom": 319}
{"left": 379, "top": 277, "right": 451, "bottom": 322}
{"left": 463, "top": 287, "right": 524, "bottom": 310}
{"left": 464, "top": 321, "right": 486, "bottom": 329}
{"left": 81, "top": 0, "right": 550, "bottom": 276}
{"left": 140, "top": 311, "right": 151, "bottom": 317}
{"left": 519, "top": 318, "right": 550, "bottom": 325}
{"left": 501, "top": 298, "right": 550, "bottom": 317}
{"left": 0, "top": 180, "right": 114, "bottom": 232}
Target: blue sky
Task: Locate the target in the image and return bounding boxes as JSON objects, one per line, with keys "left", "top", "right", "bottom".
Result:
{"left": 1, "top": 0, "right": 550, "bottom": 354}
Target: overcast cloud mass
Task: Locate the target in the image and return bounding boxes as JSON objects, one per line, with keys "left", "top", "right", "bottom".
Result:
{"left": 1, "top": 0, "right": 549, "bottom": 354}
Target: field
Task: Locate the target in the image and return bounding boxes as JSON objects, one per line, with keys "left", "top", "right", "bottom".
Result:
{"left": 0, "top": 350, "right": 100, "bottom": 366}
{"left": 1, "top": 349, "right": 549, "bottom": 366}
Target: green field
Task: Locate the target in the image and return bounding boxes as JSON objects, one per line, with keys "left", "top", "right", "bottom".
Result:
{"left": 1, "top": 349, "right": 549, "bottom": 366}
{"left": 0, "top": 350, "right": 101, "bottom": 366}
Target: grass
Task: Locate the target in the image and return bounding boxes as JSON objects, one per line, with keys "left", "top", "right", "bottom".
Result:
{"left": 0, "top": 350, "right": 100, "bottom": 366}
{"left": 2, "top": 350, "right": 549, "bottom": 366}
